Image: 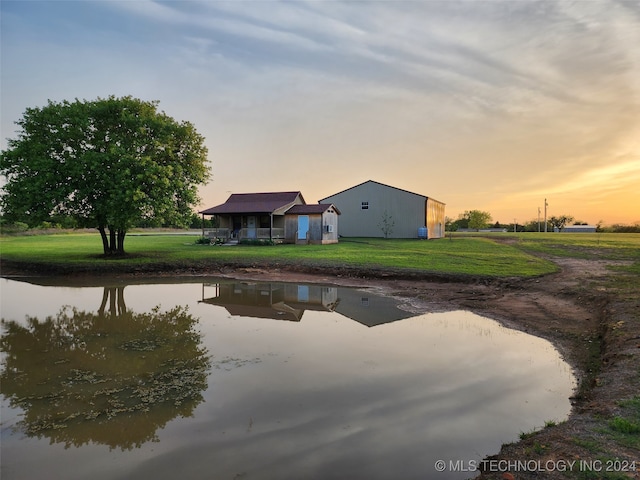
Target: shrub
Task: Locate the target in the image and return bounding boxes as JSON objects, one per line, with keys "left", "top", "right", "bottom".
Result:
{"left": 0, "top": 222, "right": 30, "bottom": 233}
{"left": 37, "top": 221, "right": 62, "bottom": 229}
{"left": 239, "top": 238, "right": 275, "bottom": 246}
{"left": 609, "top": 416, "right": 640, "bottom": 434}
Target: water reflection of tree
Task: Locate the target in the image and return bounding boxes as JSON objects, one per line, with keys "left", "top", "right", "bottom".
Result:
{"left": 98, "top": 286, "right": 127, "bottom": 317}
{"left": 0, "top": 287, "right": 210, "bottom": 450}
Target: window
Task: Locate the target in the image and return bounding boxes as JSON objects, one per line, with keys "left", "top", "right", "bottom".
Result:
{"left": 361, "top": 201, "right": 369, "bottom": 210}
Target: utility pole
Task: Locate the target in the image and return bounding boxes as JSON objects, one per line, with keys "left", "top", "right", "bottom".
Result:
{"left": 514, "top": 218, "right": 517, "bottom": 233}
{"left": 544, "top": 198, "right": 548, "bottom": 233}
{"left": 538, "top": 207, "right": 541, "bottom": 232}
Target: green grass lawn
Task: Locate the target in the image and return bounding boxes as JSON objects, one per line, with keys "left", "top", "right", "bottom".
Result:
{"left": 0, "top": 232, "right": 560, "bottom": 277}
{"left": 511, "top": 232, "right": 640, "bottom": 260}
{"left": 3, "top": 232, "right": 639, "bottom": 278}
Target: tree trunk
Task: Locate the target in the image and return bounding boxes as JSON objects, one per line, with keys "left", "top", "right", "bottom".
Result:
{"left": 108, "top": 226, "right": 117, "bottom": 254}
{"left": 117, "top": 230, "right": 126, "bottom": 254}
{"left": 116, "top": 286, "right": 127, "bottom": 314}
{"left": 98, "top": 226, "right": 110, "bottom": 255}
{"left": 98, "top": 287, "right": 109, "bottom": 316}
{"left": 98, "top": 287, "right": 127, "bottom": 316}
{"left": 100, "top": 226, "right": 126, "bottom": 255}
{"left": 109, "top": 287, "right": 117, "bottom": 318}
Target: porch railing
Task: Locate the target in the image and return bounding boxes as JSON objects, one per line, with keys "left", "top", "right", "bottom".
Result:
{"left": 204, "top": 228, "right": 284, "bottom": 242}
{"left": 204, "top": 228, "right": 230, "bottom": 241}
{"left": 242, "top": 228, "right": 284, "bottom": 240}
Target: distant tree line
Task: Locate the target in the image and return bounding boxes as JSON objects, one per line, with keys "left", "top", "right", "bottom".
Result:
{"left": 0, "top": 212, "right": 215, "bottom": 233}
{"left": 445, "top": 211, "right": 640, "bottom": 233}
{"left": 3, "top": 211, "right": 639, "bottom": 235}
{"left": 597, "top": 223, "right": 640, "bottom": 233}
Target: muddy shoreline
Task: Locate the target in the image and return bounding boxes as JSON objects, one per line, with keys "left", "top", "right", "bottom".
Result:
{"left": 2, "top": 255, "right": 638, "bottom": 479}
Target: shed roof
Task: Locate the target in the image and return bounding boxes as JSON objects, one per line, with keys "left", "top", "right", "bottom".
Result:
{"left": 286, "top": 204, "right": 341, "bottom": 215}
{"left": 200, "top": 191, "right": 304, "bottom": 215}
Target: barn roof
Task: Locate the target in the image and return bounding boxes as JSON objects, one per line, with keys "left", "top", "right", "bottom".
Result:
{"left": 318, "top": 179, "right": 445, "bottom": 205}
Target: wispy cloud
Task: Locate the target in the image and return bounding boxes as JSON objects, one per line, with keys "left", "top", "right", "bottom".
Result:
{"left": 2, "top": 0, "right": 639, "bottom": 223}
{"left": 102, "top": 0, "right": 639, "bottom": 110}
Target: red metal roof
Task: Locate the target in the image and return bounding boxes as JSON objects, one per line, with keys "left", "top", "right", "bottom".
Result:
{"left": 199, "top": 192, "right": 304, "bottom": 215}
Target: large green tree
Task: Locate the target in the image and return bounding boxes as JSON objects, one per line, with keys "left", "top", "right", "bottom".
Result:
{"left": 0, "top": 96, "right": 210, "bottom": 254}
{"left": 454, "top": 210, "right": 492, "bottom": 231}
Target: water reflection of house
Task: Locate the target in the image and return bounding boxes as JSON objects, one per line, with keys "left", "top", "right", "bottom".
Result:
{"left": 200, "top": 282, "right": 417, "bottom": 327}
{"left": 200, "top": 282, "right": 339, "bottom": 322}
{"left": 333, "top": 288, "right": 416, "bottom": 327}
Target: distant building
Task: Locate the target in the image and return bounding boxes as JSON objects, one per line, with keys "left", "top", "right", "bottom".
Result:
{"left": 555, "top": 225, "right": 597, "bottom": 233}
{"left": 319, "top": 180, "right": 445, "bottom": 239}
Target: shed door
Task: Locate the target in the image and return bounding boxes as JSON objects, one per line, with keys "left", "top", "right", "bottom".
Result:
{"left": 297, "top": 215, "right": 309, "bottom": 240}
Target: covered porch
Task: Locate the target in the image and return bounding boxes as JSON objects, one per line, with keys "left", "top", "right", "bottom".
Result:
{"left": 203, "top": 213, "right": 287, "bottom": 243}
{"left": 199, "top": 191, "right": 306, "bottom": 244}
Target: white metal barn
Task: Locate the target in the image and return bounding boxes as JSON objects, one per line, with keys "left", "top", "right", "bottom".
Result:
{"left": 319, "top": 180, "right": 445, "bottom": 239}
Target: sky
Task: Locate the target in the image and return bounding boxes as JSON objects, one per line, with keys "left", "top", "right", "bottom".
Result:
{"left": 1, "top": 0, "right": 639, "bottom": 226}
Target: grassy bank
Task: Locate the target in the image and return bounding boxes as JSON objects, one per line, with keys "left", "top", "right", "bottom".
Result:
{"left": 473, "top": 233, "right": 640, "bottom": 480}
{"left": 0, "top": 231, "right": 558, "bottom": 277}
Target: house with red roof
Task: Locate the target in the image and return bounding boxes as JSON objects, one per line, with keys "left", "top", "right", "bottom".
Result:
{"left": 199, "top": 192, "right": 340, "bottom": 244}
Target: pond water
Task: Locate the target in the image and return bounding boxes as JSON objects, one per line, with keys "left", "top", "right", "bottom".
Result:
{"left": 0, "top": 277, "right": 575, "bottom": 480}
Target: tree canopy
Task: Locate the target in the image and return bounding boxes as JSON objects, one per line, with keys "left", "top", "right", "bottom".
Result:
{"left": 447, "top": 210, "right": 493, "bottom": 231}
{"left": 548, "top": 215, "right": 575, "bottom": 232}
{"left": 450, "top": 210, "right": 493, "bottom": 231}
{"left": 0, "top": 96, "right": 210, "bottom": 254}
{"left": 467, "top": 210, "right": 492, "bottom": 230}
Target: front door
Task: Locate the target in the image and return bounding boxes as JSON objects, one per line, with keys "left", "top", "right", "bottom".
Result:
{"left": 298, "top": 215, "right": 309, "bottom": 241}
{"left": 247, "top": 216, "right": 257, "bottom": 239}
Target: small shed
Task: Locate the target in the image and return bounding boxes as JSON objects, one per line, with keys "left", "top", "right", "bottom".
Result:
{"left": 285, "top": 204, "right": 341, "bottom": 244}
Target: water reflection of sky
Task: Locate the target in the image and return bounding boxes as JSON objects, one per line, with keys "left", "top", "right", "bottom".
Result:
{"left": 0, "top": 278, "right": 575, "bottom": 480}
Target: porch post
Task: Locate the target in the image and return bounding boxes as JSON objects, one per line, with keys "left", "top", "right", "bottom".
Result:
{"left": 270, "top": 213, "right": 273, "bottom": 241}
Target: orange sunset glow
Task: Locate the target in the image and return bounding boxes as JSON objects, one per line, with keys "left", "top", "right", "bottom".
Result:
{"left": 2, "top": 1, "right": 639, "bottom": 225}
